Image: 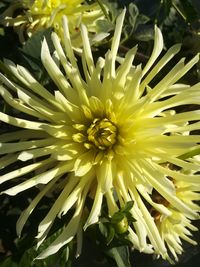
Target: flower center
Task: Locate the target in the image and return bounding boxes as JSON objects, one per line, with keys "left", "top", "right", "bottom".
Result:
{"left": 28, "top": 0, "right": 63, "bottom": 13}
{"left": 87, "top": 118, "right": 117, "bottom": 150}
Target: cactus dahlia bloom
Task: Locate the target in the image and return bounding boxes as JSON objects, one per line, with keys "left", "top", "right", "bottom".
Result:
{"left": 156, "top": 179, "right": 199, "bottom": 262}
{"left": 0, "top": 10, "right": 200, "bottom": 261}
{"left": 0, "top": 0, "right": 104, "bottom": 45}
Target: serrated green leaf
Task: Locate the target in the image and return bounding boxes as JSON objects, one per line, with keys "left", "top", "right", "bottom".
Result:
{"left": 19, "top": 28, "right": 54, "bottom": 84}
{"left": 96, "top": 19, "right": 114, "bottom": 33}
{"left": 128, "top": 3, "right": 139, "bottom": 29}
{"left": 21, "top": 28, "right": 53, "bottom": 63}
{"left": 136, "top": 14, "right": 150, "bottom": 25}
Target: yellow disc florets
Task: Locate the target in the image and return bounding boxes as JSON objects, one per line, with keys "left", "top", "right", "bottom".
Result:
{"left": 1, "top": 0, "right": 104, "bottom": 45}
{"left": 87, "top": 118, "right": 118, "bottom": 150}
{"left": 28, "top": 0, "right": 78, "bottom": 15}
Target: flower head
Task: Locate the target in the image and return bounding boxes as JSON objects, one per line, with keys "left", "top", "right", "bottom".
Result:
{"left": 0, "top": 10, "right": 200, "bottom": 261}
{"left": 0, "top": 0, "right": 104, "bottom": 45}
{"left": 149, "top": 174, "right": 200, "bottom": 262}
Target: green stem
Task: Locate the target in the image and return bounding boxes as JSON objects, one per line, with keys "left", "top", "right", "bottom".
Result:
{"left": 96, "top": 0, "right": 110, "bottom": 21}
{"left": 172, "top": 0, "right": 187, "bottom": 21}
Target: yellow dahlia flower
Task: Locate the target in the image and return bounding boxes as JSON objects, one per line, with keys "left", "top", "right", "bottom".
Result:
{"left": 0, "top": 0, "right": 104, "bottom": 45}
{"left": 0, "top": 10, "right": 200, "bottom": 261}
{"left": 149, "top": 170, "right": 200, "bottom": 262}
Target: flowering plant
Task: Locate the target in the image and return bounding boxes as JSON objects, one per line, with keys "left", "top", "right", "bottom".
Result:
{"left": 0, "top": 0, "right": 105, "bottom": 45}
{"left": 0, "top": 1, "right": 199, "bottom": 267}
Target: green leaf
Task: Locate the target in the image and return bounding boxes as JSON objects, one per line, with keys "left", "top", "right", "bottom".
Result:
{"left": 19, "top": 249, "right": 44, "bottom": 267}
{"left": 135, "top": 26, "right": 154, "bottom": 41}
{"left": 96, "top": 19, "right": 114, "bottom": 33}
{"left": 106, "top": 225, "right": 116, "bottom": 245}
{"left": 0, "top": 257, "right": 18, "bottom": 267}
{"left": 162, "top": 0, "right": 173, "bottom": 18}
{"left": 18, "top": 230, "right": 70, "bottom": 267}
{"left": 19, "top": 28, "right": 54, "bottom": 84}
{"left": 106, "top": 246, "right": 131, "bottom": 267}
{"left": 102, "top": 0, "right": 121, "bottom": 23}
{"left": 60, "top": 245, "right": 71, "bottom": 267}
{"left": 128, "top": 3, "right": 139, "bottom": 29}
{"left": 99, "top": 221, "right": 109, "bottom": 238}
{"left": 136, "top": 14, "right": 150, "bottom": 26}
{"left": 120, "top": 201, "right": 134, "bottom": 213}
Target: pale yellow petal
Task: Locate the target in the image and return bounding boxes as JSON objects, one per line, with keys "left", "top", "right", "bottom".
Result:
{"left": 0, "top": 158, "right": 53, "bottom": 184}
{"left": 1, "top": 161, "right": 73, "bottom": 196}
{"left": 74, "top": 150, "right": 95, "bottom": 176}
{"left": 36, "top": 187, "right": 88, "bottom": 259}
{"left": 0, "top": 111, "right": 46, "bottom": 130}
{"left": 41, "top": 38, "right": 74, "bottom": 100}
{"left": 84, "top": 183, "right": 103, "bottom": 230}
{"left": 110, "top": 9, "right": 126, "bottom": 77}
{"left": 142, "top": 25, "right": 163, "bottom": 77}
{"left": 141, "top": 44, "right": 181, "bottom": 90}
{"left": 0, "top": 154, "right": 19, "bottom": 169}
{"left": 0, "top": 138, "right": 55, "bottom": 154}
{"left": 36, "top": 174, "right": 80, "bottom": 244}
{"left": 96, "top": 158, "right": 114, "bottom": 193}
{"left": 16, "top": 174, "right": 60, "bottom": 237}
